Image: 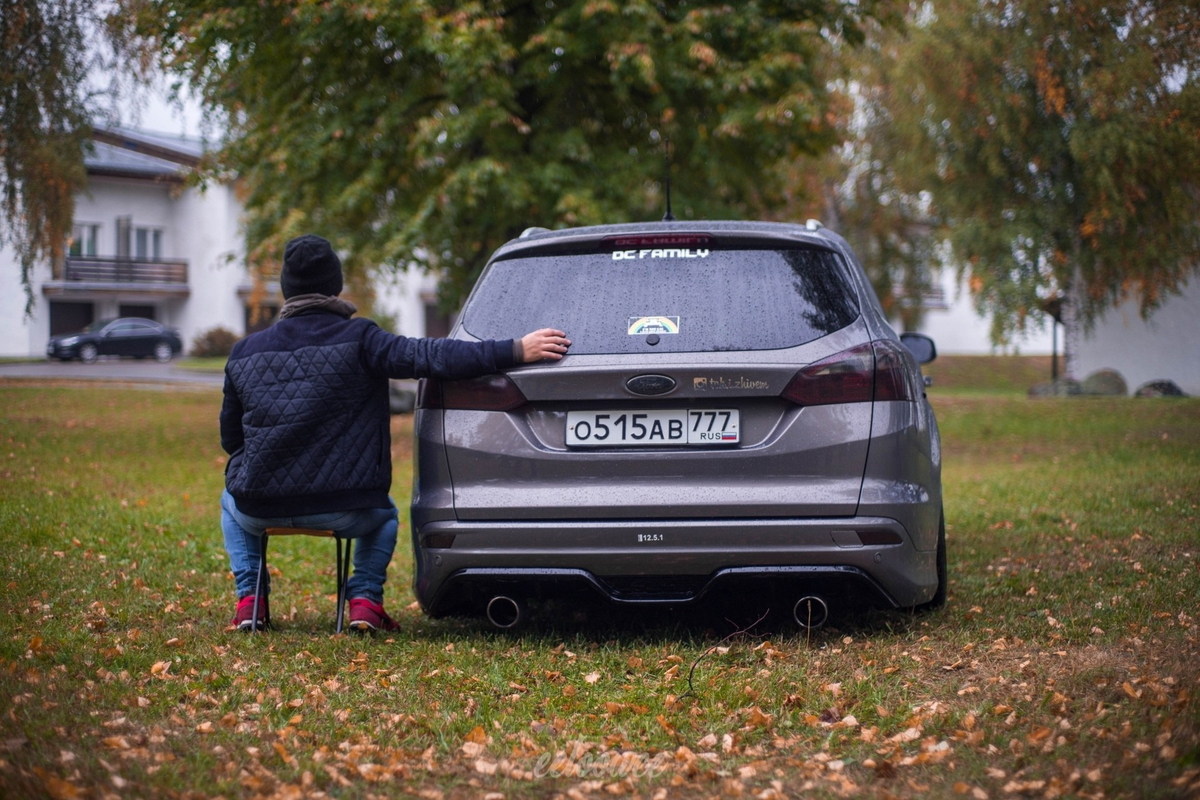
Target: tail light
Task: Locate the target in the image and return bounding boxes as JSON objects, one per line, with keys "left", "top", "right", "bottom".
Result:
{"left": 417, "top": 374, "right": 528, "bottom": 411}
{"left": 781, "top": 340, "right": 915, "bottom": 407}
{"left": 604, "top": 233, "right": 715, "bottom": 249}
{"left": 871, "top": 339, "right": 916, "bottom": 401}
{"left": 782, "top": 344, "right": 875, "bottom": 406}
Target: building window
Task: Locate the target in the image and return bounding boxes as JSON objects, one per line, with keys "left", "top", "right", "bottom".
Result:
{"left": 69, "top": 224, "right": 99, "bottom": 257}
{"left": 134, "top": 227, "right": 162, "bottom": 260}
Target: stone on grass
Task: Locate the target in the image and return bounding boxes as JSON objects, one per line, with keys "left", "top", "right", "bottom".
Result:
{"left": 1134, "top": 380, "right": 1187, "bottom": 398}
{"left": 1081, "top": 369, "right": 1127, "bottom": 396}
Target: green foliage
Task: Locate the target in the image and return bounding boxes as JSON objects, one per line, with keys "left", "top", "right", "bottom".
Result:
{"left": 134, "top": 0, "right": 893, "bottom": 305}
{"left": 882, "top": 0, "right": 1200, "bottom": 341}
{"left": 824, "top": 156, "right": 938, "bottom": 333}
{"left": 789, "top": 65, "right": 940, "bottom": 331}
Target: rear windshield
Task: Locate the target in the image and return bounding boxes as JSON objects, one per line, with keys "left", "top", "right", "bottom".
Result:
{"left": 460, "top": 248, "right": 860, "bottom": 355}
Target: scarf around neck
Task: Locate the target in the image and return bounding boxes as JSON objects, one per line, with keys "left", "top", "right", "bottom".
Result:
{"left": 278, "top": 293, "right": 358, "bottom": 320}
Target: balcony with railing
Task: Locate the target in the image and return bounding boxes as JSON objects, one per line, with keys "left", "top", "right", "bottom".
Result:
{"left": 62, "top": 256, "right": 188, "bottom": 283}
{"left": 891, "top": 283, "right": 949, "bottom": 311}
{"left": 43, "top": 256, "right": 191, "bottom": 298}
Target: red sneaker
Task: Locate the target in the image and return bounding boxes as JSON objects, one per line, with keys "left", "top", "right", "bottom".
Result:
{"left": 231, "top": 595, "right": 269, "bottom": 631}
{"left": 347, "top": 598, "right": 399, "bottom": 633}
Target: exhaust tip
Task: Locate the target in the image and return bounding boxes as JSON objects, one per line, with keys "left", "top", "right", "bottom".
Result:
{"left": 793, "top": 596, "right": 830, "bottom": 630}
{"left": 485, "top": 595, "right": 524, "bottom": 630}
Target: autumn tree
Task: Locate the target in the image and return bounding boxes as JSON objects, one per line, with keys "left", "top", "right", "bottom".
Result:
{"left": 0, "top": 0, "right": 150, "bottom": 313}
{"left": 1, "top": 0, "right": 95, "bottom": 313}
{"left": 786, "top": 64, "right": 939, "bottom": 333}
{"left": 132, "top": 0, "right": 895, "bottom": 305}
{"left": 882, "top": 0, "right": 1200, "bottom": 374}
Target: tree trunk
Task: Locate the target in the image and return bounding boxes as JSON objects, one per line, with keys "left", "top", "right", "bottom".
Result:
{"left": 1062, "top": 271, "right": 1083, "bottom": 381}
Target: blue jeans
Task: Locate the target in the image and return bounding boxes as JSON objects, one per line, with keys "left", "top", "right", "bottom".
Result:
{"left": 221, "top": 489, "right": 398, "bottom": 605}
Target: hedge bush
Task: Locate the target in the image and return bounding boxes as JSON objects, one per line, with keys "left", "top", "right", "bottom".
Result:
{"left": 190, "top": 326, "right": 240, "bottom": 358}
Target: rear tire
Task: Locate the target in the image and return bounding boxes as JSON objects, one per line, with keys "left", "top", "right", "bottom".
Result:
{"left": 915, "top": 509, "right": 947, "bottom": 611}
{"left": 153, "top": 342, "right": 173, "bottom": 363}
{"left": 79, "top": 343, "right": 98, "bottom": 364}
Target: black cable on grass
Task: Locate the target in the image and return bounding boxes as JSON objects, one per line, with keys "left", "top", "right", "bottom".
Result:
{"left": 676, "top": 609, "right": 771, "bottom": 705}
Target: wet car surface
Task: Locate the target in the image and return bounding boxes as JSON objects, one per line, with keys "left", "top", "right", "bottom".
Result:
{"left": 411, "top": 221, "right": 944, "bottom": 628}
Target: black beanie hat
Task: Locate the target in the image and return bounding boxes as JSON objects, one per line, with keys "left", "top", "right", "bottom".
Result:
{"left": 281, "top": 234, "right": 343, "bottom": 299}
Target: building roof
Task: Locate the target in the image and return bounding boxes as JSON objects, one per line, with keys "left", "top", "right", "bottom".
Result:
{"left": 84, "top": 126, "right": 211, "bottom": 181}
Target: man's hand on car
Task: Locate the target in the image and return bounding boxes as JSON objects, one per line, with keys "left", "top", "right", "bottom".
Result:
{"left": 520, "top": 329, "right": 571, "bottom": 362}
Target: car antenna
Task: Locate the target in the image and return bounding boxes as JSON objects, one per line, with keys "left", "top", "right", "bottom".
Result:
{"left": 662, "top": 137, "right": 676, "bottom": 222}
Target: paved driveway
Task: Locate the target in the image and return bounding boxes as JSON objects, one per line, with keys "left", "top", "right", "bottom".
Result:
{"left": 0, "top": 358, "right": 224, "bottom": 389}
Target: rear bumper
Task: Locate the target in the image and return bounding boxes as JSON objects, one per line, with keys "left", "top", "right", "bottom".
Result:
{"left": 412, "top": 516, "right": 939, "bottom": 616}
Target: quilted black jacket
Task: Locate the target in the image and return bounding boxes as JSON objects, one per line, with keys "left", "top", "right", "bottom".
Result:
{"left": 220, "top": 309, "right": 516, "bottom": 516}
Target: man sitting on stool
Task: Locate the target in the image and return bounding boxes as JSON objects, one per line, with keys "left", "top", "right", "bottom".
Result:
{"left": 219, "top": 233, "right": 570, "bottom": 632}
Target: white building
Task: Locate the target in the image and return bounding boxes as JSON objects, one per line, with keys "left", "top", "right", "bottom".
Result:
{"left": 1075, "top": 281, "right": 1200, "bottom": 395}
{"left": 1, "top": 127, "right": 236, "bottom": 355}
{"left": 0, "top": 126, "right": 439, "bottom": 357}
{"left": 908, "top": 263, "right": 1199, "bottom": 394}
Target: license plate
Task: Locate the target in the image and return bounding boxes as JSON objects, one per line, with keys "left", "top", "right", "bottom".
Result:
{"left": 566, "top": 409, "right": 740, "bottom": 447}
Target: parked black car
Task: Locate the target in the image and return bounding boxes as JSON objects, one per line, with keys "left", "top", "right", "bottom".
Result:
{"left": 47, "top": 318, "right": 183, "bottom": 363}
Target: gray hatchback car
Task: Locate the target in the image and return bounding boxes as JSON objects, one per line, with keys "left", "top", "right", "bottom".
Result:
{"left": 411, "top": 220, "right": 943, "bottom": 628}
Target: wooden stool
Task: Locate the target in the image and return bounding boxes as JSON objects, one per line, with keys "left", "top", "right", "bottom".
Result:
{"left": 252, "top": 528, "right": 353, "bottom": 633}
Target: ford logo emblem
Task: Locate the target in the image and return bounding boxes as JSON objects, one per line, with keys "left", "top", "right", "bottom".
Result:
{"left": 626, "top": 374, "right": 676, "bottom": 396}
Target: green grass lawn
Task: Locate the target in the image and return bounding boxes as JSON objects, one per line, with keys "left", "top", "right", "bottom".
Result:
{"left": 1, "top": 379, "right": 1197, "bottom": 798}
{"left": 922, "top": 355, "right": 1054, "bottom": 395}
{"left": 175, "top": 357, "right": 229, "bottom": 373}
